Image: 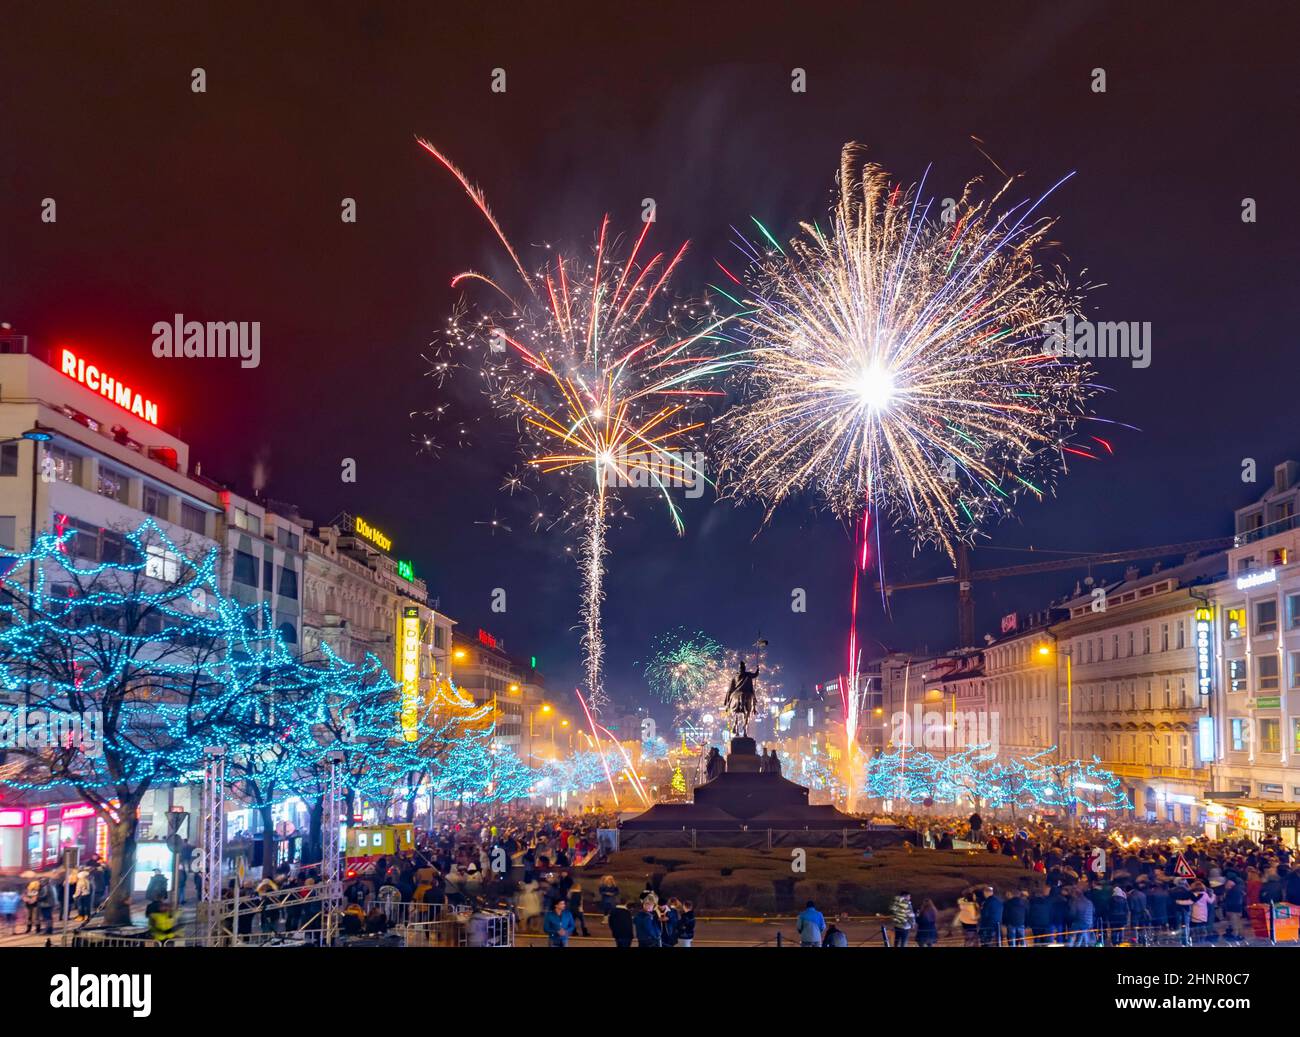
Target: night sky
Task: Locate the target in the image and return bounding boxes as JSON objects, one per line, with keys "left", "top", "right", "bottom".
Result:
{"left": 3, "top": 2, "right": 1297, "bottom": 710}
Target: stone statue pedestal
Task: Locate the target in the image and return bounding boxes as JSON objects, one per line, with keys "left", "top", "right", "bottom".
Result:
{"left": 725, "top": 737, "right": 763, "bottom": 773}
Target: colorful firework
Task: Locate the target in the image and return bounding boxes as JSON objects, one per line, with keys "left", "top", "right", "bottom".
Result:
{"left": 420, "top": 141, "right": 745, "bottom": 711}
{"left": 714, "top": 142, "right": 1099, "bottom": 806}
{"left": 714, "top": 143, "right": 1098, "bottom": 550}
{"left": 641, "top": 629, "right": 726, "bottom": 710}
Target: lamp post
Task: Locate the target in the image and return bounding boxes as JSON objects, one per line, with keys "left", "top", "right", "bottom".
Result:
{"left": 1036, "top": 638, "right": 1073, "bottom": 762}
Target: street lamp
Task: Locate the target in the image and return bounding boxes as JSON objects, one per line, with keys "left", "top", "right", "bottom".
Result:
{"left": 1037, "top": 637, "right": 1074, "bottom": 765}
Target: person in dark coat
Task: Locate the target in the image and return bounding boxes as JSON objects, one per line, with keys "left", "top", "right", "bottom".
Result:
{"left": 978, "top": 886, "right": 1003, "bottom": 946}
{"left": 1002, "top": 890, "right": 1028, "bottom": 946}
{"left": 633, "top": 900, "right": 662, "bottom": 947}
{"left": 1146, "top": 881, "right": 1171, "bottom": 932}
{"left": 1047, "top": 887, "right": 1069, "bottom": 942}
{"left": 677, "top": 901, "right": 696, "bottom": 947}
{"left": 915, "top": 898, "right": 939, "bottom": 947}
{"left": 1027, "top": 889, "right": 1052, "bottom": 944}
{"left": 607, "top": 902, "right": 635, "bottom": 948}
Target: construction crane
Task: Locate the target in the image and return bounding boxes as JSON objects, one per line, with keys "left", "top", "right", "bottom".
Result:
{"left": 879, "top": 537, "right": 1235, "bottom": 648}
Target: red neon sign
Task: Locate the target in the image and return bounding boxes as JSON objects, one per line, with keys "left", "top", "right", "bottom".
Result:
{"left": 59, "top": 348, "right": 160, "bottom": 426}
{"left": 61, "top": 804, "right": 96, "bottom": 821}
{"left": 0, "top": 810, "right": 24, "bottom": 827}
{"left": 28, "top": 808, "right": 46, "bottom": 825}
{"left": 478, "top": 629, "right": 498, "bottom": 649}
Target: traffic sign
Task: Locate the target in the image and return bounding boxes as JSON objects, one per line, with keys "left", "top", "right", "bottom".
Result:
{"left": 1174, "top": 852, "right": 1196, "bottom": 879}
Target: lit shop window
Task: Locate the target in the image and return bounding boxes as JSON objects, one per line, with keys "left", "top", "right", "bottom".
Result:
{"left": 1259, "top": 718, "right": 1281, "bottom": 754}
{"left": 1229, "top": 659, "right": 1248, "bottom": 693}
{"left": 1225, "top": 607, "right": 1246, "bottom": 640}
{"left": 145, "top": 544, "right": 181, "bottom": 583}
{"left": 96, "top": 465, "right": 128, "bottom": 502}
{"left": 45, "top": 446, "right": 81, "bottom": 484}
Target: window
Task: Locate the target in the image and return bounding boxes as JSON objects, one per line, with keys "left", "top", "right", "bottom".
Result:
{"left": 1143, "top": 627, "right": 1151, "bottom": 654}
{"left": 100, "top": 530, "right": 129, "bottom": 564}
{"left": 45, "top": 446, "right": 81, "bottom": 485}
{"left": 97, "top": 465, "right": 128, "bottom": 502}
{"left": 1230, "top": 718, "right": 1250, "bottom": 752}
{"left": 1112, "top": 634, "right": 1119, "bottom": 658}
{"left": 1293, "top": 718, "right": 1300, "bottom": 755}
{"left": 1127, "top": 631, "right": 1135, "bottom": 657}
{"left": 1238, "top": 556, "right": 1257, "bottom": 575}
{"left": 277, "top": 565, "right": 298, "bottom": 599}
{"left": 0, "top": 442, "right": 17, "bottom": 476}
{"left": 145, "top": 544, "right": 181, "bottom": 582}
{"left": 1086, "top": 639, "right": 1094, "bottom": 664}
{"left": 276, "top": 527, "right": 300, "bottom": 550}
{"left": 1225, "top": 607, "right": 1246, "bottom": 640}
{"left": 1175, "top": 620, "right": 1185, "bottom": 649}
{"left": 1290, "top": 652, "right": 1300, "bottom": 689}
{"left": 0, "top": 516, "right": 14, "bottom": 548}
{"left": 181, "top": 503, "right": 206, "bottom": 536}
{"left": 1259, "top": 718, "right": 1281, "bottom": 754}
{"left": 1161, "top": 624, "right": 1169, "bottom": 651}
{"left": 263, "top": 559, "right": 273, "bottom": 591}
{"left": 277, "top": 621, "right": 297, "bottom": 645}
{"left": 142, "top": 485, "right": 169, "bottom": 518}
{"left": 1255, "top": 599, "right": 1278, "bottom": 636}
{"left": 1258, "top": 654, "right": 1280, "bottom": 691}
{"left": 233, "top": 508, "right": 261, "bottom": 535}
{"left": 1229, "top": 658, "right": 1247, "bottom": 692}
{"left": 1272, "top": 548, "right": 1289, "bottom": 567}
{"left": 232, "top": 550, "right": 257, "bottom": 587}
{"left": 1289, "top": 594, "right": 1300, "bottom": 630}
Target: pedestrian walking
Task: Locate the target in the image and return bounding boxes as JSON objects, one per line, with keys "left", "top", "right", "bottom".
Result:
{"left": 890, "top": 891, "right": 916, "bottom": 947}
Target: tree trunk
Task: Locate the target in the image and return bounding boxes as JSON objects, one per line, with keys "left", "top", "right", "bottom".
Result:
{"left": 306, "top": 797, "right": 323, "bottom": 865}
{"left": 104, "top": 809, "right": 140, "bottom": 927}
{"left": 259, "top": 803, "right": 276, "bottom": 878}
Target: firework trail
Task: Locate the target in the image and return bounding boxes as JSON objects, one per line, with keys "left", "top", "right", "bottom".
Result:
{"left": 421, "top": 140, "right": 745, "bottom": 711}
{"left": 714, "top": 142, "right": 1100, "bottom": 805}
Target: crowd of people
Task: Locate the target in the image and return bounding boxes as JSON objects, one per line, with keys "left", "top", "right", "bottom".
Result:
{"left": 0, "top": 855, "right": 112, "bottom": 937}
{"left": 881, "top": 812, "right": 1299, "bottom": 946}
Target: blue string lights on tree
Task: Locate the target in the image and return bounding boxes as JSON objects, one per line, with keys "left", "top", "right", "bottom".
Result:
{"left": 862, "top": 744, "right": 1131, "bottom": 813}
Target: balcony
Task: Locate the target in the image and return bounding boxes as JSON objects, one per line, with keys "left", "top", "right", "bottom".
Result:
{"left": 1235, "top": 513, "right": 1296, "bottom": 547}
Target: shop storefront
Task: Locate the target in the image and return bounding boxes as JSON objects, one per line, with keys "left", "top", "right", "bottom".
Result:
{"left": 0, "top": 802, "right": 111, "bottom": 873}
{"left": 1204, "top": 798, "right": 1299, "bottom": 849}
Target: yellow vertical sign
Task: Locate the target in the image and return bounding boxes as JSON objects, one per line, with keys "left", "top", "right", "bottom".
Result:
{"left": 399, "top": 606, "right": 421, "bottom": 742}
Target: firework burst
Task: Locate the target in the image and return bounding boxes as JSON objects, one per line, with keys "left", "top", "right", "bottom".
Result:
{"left": 715, "top": 142, "right": 1100, "bottom": 808}
{"left": 714, "top": 142, "right": 1098, "bottom": 557}
{"left": 421, "top": 140, "right": 746, "bottom": 710}
{"left": 641, "top": 630, "right": 726, "bottom": 712}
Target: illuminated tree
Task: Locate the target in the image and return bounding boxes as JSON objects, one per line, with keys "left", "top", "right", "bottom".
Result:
{"left": 0, "top": 520, "right": 291, "bottom": 924}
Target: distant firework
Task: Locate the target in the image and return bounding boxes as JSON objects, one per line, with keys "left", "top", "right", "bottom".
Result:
{"left": 642, "top": 630, "right": 725, "bottom": 709}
